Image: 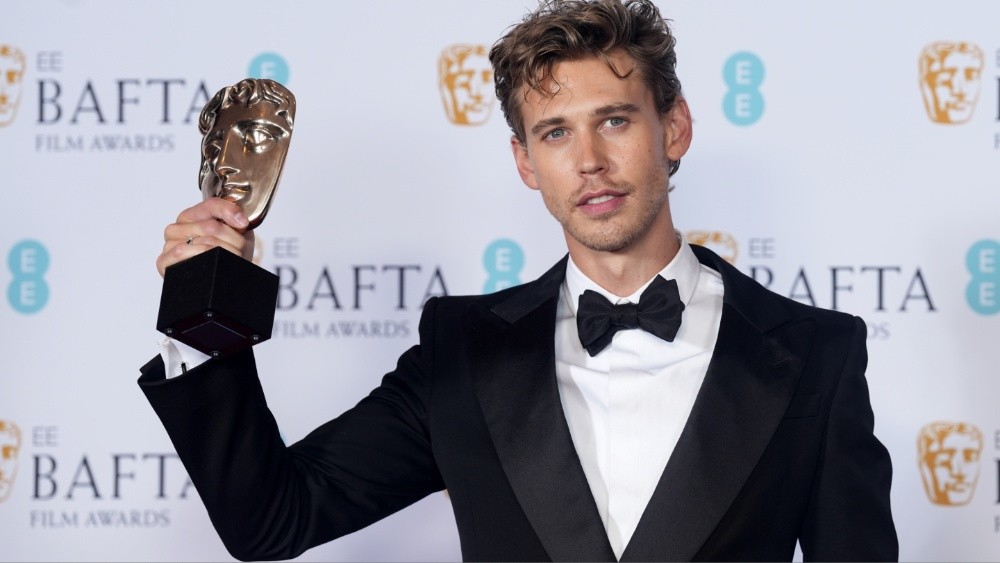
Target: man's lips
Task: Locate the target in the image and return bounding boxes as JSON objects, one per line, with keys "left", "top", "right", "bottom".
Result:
{"left": 577, "top": 189, "right": 626, "bottom": 215}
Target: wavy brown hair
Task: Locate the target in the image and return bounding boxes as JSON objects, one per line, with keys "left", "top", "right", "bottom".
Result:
{"left": 490, "top": 0, "right": 682, "bottom": 146}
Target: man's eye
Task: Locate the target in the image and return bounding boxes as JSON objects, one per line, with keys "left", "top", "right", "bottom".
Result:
{"left": 545, "top": 128, "right": 566, "bottom": 140}
{"left": 606, "top": 117, "right": 626, "bottom": 127}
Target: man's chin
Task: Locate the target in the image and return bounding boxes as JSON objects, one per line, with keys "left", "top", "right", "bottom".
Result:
{"left": 567, "top": 230, "right": 635, "bottom": 254}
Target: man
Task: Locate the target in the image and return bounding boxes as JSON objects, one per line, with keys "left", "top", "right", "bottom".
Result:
{"left": 141, "top": 1, "right": 897, "bottom": 560}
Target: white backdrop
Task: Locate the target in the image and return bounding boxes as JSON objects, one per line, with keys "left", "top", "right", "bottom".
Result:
{"left": 1, "top": 1, "right": 999, "bottom": 561}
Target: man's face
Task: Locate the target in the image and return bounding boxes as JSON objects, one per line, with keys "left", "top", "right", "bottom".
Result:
{"left": 921, "top": 430, "right": 981, "bottom": 506}
{"left": 511, "top": 52, "right": 690, "bottom": 258}
{"left": 0, "top": 45, "right": 25, "bottom": 126}
{"left": 923, "top": 47, "right": 982, "bottom": 124}
{"left": 199, "top": 100, "right": 292, "bottom": 228}
{"left": 440, "top": 46, "right": 494, "bottom": 125}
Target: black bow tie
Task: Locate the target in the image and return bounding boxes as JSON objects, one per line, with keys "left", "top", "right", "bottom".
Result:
{"left": 576, "top": 275, "right": 685, "bottom": 357}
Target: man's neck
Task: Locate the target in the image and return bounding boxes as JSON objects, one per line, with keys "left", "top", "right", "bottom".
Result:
{"left": 567, "top": 230, "right": 681, "bottom": 297}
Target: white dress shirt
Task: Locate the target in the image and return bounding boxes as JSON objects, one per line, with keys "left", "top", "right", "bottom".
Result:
{"left": 555, "top": 239, "right": 724, "bottom": 559}
{"left": 159, "top": 336, "right": 210, "bottom": 378}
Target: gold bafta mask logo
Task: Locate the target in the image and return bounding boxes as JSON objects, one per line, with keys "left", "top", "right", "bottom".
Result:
{"left": 439, "top": 44, "right": 494, "bottom": 126}
{"left": 0, "top": 420, "right": 22, "bottom": 503}
{"left": 0, "top": 45, "right": 26, "bottom": 127}
{"left": 685, "top": 231, "right": 738, "bottom": 264}
{"left": 919, "top": 42, "right": 984, "bottom": 124}
{"left": 917, "top": 421, "right": 982, "bottom": 506}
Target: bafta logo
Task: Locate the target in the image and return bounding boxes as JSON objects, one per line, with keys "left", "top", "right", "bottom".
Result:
{"left": 917, "top": 421, "right": 982, "bottom": 506}
{"left": 0, "top": 420, "right": 21, "bottom": 503}
{"left": 919, "top": 42, "right": 983, "bottom": 124}
{"left": 439, "top": 44, "right": 494, "bottom": 125}
{"left": 0, "top": 45, "right": 26, "bottom": 127}
{"left": 685, "top": 231, "right": 738, "bottom": 264}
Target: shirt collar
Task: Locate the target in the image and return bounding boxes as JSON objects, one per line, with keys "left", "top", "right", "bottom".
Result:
{"left": 564, "top": 234, "right": 701, "bottom": 317}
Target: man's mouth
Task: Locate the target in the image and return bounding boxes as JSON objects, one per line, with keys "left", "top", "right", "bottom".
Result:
{"left": 585, "top": 194, "right": 617, "bottom": 205}
{"left": 576, "top": 189, "right": 626, "bottom": 216}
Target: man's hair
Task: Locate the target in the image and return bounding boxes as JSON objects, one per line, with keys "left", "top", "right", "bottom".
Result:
{"left": 198, "top": 78, "right": 295, "bottom": 136}
{"left": 490, "top": 0, "right": 681, "bottom": 145}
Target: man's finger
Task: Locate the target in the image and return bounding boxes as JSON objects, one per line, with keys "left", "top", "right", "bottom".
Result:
{"left": 176, "top": 198, "right": 250, "bottom": 230}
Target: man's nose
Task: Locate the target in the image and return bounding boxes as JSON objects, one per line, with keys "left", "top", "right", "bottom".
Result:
{"left": 577, "top": 132, "right": 609, "bottom": 176}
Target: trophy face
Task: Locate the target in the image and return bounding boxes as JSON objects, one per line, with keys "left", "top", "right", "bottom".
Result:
{"left": 198, "top": 79, "right": 296, "bottom": 228}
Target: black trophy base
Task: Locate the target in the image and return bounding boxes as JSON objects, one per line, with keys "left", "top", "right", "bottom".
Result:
{"left": 157, "top": 247, "right": 279, "bottom": 358}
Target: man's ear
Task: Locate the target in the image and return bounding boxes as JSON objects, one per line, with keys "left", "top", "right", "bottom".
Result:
{"left": 663, "top": 97, "right": 693, "bottom": 163}
{"left": 511, "top": 136, "right": 540, "bottom": 190}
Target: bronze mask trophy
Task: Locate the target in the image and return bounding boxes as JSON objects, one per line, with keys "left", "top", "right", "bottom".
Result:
{"left": 156, "top": 78, "right": 295, "bottom": 358}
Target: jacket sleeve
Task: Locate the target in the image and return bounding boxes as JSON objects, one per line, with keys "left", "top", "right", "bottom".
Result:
{"left": 137, "top": 299, "right": 445, "bottom": 561}
{"left": 799, "top": 317, "right": 898, "bottom": 561}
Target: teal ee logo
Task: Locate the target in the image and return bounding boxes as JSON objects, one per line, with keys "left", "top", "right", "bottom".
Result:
{"left": 248, "top": 53, "right": 290, "bottom": 84}
{"left": 966, "top": 239, "right": 1000, "bottom": 314}
{"left": 723, "top": 52, "right": 765, "bottom": 126}
{"left": 483, "top": 239, "right": 523, "bottom": 294}
{"left": 7, "top": 240, "right": 50, "bottom": 314}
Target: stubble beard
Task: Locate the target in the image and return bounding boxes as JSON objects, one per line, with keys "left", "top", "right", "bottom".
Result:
{"left": 544, "top": 174, "right": 671, "bottom": 253}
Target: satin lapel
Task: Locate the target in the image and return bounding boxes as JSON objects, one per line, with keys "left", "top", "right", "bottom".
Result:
{"left": 622, "top": 246, "right": 817, "bottom": 561}
{"left": 469, "top": 258, "right": 616, "bottom": 562}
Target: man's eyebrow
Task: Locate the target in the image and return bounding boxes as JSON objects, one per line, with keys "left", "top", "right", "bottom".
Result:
{"left": 530, "top": 116, "right": 566, "bottom": 136}
{"left": 593, "top": 103, "right": 640, "bottom": 117}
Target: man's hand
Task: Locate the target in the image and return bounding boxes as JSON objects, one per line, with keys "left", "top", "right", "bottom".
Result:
{"left": 156, "top": 198, "right": 254, "bottom": 277}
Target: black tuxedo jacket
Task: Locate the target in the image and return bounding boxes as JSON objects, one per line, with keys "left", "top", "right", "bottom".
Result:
{"left": 139, "top": 245, "right": 897, "bottom": 561}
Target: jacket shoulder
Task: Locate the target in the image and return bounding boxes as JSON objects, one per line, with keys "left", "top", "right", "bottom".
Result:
{"left": 423, "top": 255, "right": 567, "bottom": 324}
